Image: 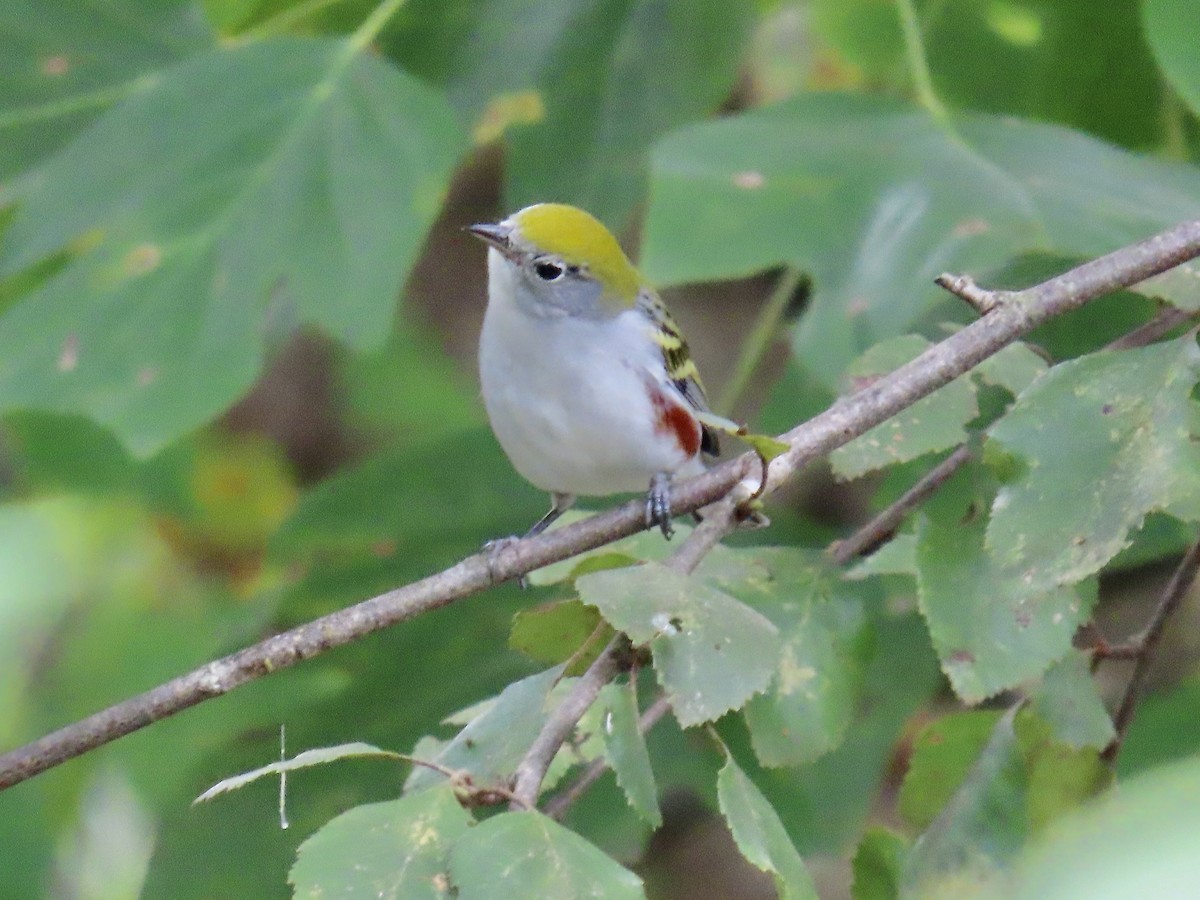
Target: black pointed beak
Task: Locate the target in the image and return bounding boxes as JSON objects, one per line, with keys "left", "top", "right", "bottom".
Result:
{"left": 467, "top": 222, "right": 510, "bottom": 249}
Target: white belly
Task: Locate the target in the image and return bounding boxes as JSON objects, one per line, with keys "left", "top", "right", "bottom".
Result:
{"left": 479, "top": 291, "right": 699, "bottom": 497}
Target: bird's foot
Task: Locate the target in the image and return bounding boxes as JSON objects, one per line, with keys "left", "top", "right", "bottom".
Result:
{"left": 645, "top": 473, "right": 674, "bottom": 539}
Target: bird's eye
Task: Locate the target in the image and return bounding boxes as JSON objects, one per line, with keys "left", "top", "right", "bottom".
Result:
{"left": 534, "top": 261, "right": 564, "bottom": 282}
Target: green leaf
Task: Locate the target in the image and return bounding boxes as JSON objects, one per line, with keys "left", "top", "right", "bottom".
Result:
{"left": 644, "top": 94, "right": 1200, "bottom": 387}
{"left": 846, "top": 533, "right": 918, "bottom": 580}
{"left": 712, "top": 548, "right": 868, "bottom": 767}
{"left": 503, "top": 0, "right": 752, "bottom": 226}
{"left": 290, "top": 785, "right": 471, "bottom": 899}
{"left": 406, "top": 667, "right": 563, "bottom": 794}
{"left": 851, "top": 827, "right": 909, "bottom": 900}
{"left": 448, "top": 811, "right": 644, "bottom": 900}
{"left": 917, "top": 509, "right": 1095, "bottom": 703}
{"left": 1144, "top": 0, "right": 1200, "bottom": 115}
{"left": 575, "top": 563, "right": 781, "bottom": 727}
{"left": 510, "top": 599, "right": 611, "bottom": 676}
{"left": 986, "top": 337, "right": 1200, "bottom": 592}
{"left": 195, "top": 742, "right": 403, "bottom": 804}
{"left": 899, "top": 711, "right": 1003, "bottom": 831}
{"left": 831, "top": 336, "right": 979, "bottom": 479}
{"left": 0, "top": 0, "right": 213, "bottom": 182}
{"left": 1008, "top": 755, "right": 1200, "bottom": 898}
{"left": 901, "top": 708, "right": 1027, "bottom": 898}
{"left": 972, "top": 342, "right": 1048, "bottom": 398}
{"left": 1029, "top": 650, "right": 1115, "bottom": 750}
{"left": 1117, "top": 675, "right": 1200, "bottom": 778}
{"left": 0, "top": 37, "right": 464, "bottom": 454}
{"left": 600, "top": 681, "right": 661, "bottom": 828}
{"left": 716, "top": 750, "right": 819, "bottom": 900}
{"left": 526, "top": 515, "right": 691, "bottom": 587}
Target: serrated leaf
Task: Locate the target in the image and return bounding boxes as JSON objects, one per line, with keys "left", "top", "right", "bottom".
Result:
{"left": 600, "top": 681, "right": 661, "bottom": 827}
{"left": 831, "top": 336, "right": 978, "bottom": 479}
{"left": 711, "top": 548, "right": 868, "bottom": 767}
{"left": 448, "top": 811, "right": 644, "bottom": 900}
{"left": 917, "top": 510, "right": 1095, "bottom": 703}
{"left": 851, "top": 827, "right": 908, "bottom": 900}
{"left": 716, "top": 751, "right": 819, "bottom": 900}
{"left": 510, "top": 599, "right": 611, "bottom": 676}
{"left": 644, "top": 94, "right": 1200, "bottom": 386}
{"left": 406, "top": 666, "right": 563, "bottom": 794}
{"left": 1030, "top": 650, "right": 1115, "bottom": 750}
{"left": 0, "top": 0, "right": 213, "bottom": 182}
{"left": 575, "top": 563, "right": 780, "bottom": 727}
{"left": 195, "top": 741, "right": 402, "bottom": 804}
{"left": 986, "top": 337, "right": 1200, "bottom": 592}
{"left": 901, "top": 708, "right": 1027, "bottom": 898}
{"left": 0, "top": 37, "right": 464, "bottom": 454}
{"left": 289, "top": 785, "right": 470, "bottom": 899}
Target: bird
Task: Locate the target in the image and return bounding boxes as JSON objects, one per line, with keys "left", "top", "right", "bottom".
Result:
{"left": 469, "top": 202, "right": 722, "bottom": 541}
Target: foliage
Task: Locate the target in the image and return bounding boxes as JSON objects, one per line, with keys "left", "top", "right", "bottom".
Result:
{"left": 2, "top": 0, "right": 1200, "bottom": 897}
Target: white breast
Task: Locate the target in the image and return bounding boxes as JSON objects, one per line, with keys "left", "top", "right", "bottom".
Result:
{"left": 478, "top": 252, "right": 700, "bottom": 497}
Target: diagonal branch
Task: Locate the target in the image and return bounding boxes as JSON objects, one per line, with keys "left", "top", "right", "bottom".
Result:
{"left": 1101, "top": 536, "right": 1200, "bottom": 765}
{"left": 2, "top": 218, "right": 1199, "bottom": 793}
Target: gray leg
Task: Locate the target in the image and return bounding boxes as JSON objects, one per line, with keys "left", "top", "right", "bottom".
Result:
{"left": 645, "top": 473, "right": 674, "bottom": 539}
{"left": 526, "top": 492, "right": 576, "bottom": 538}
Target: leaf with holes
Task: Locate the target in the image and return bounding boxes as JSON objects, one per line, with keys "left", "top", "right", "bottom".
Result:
{"left": 575, "top": 563, "right": 780, "bottom": 727}
{"left": 917, "top": 510, "right": 1096, "bottom": 704}
{"left": 708, "top": 547, "right": 870, "bottom": 767}
{"left": 986, "top": 337, "right": 1200, "bottom": 592}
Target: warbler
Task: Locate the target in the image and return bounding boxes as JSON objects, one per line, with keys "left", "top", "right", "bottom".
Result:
{"left": 470, "top": 203, "right": 720, "bottom": 540}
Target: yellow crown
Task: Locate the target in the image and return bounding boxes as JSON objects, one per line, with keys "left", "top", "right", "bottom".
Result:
{"left": 513, "top": 204, "right": 640, "bottom": 303}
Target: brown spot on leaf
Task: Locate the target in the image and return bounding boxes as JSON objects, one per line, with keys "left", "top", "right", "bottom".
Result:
{"left": 1101, "top": 404, "right": 1113, "bottom": 415}
{"left": 136, "top": 366, "right": 158, "bottom": 387}
{"left": 41, "top": 55, "right": 69, "bottom": 76}
{"left": 952, "top": 217, "right": 990, "bottom": 238}
{"left": 949, "top": 649, "right": 975, "bottom": 665}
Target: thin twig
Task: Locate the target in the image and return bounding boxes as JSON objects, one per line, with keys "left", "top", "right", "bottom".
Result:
{"left": 510, "top": 637, "right": 628, "bottom": 808}
{"left": 829, "top": 444, "right": 974, "bottom": 565}
{"left": 935, "top": 273, "right": 1007, "bottom": 315}
{"left": 544, "top": 695, "right": 673, "bottom": 821}
{"left": 1104, "top": 306, "right": 1195, "bottom": 350}
{"left": 1102, "top": 537, "right": 1200, "bottom": 765}
{"left": 2, "top": 219, "right": 1198, "bottom": 792}
{"left": 507, "top": 488, "right": 735, "bottom": 808}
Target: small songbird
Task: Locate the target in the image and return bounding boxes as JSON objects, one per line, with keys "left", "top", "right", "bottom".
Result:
{"left": 470, "top": 203, "right": 719, "bottom": 539}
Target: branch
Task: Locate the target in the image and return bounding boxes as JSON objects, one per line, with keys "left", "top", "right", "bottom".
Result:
{"left": 1101, "top": 536, "right": 1200, "bottom": 765}
{"left": 507, "top": 495, "right": 730, "bottom": 808}
{"left": 510, "top": 637, "right": 628, "bottom": 809}
{"left": 543, "top": 694, "right": 673, "bottom": 821}
{"left": 828, "top": 444, "right": 975, "bottom": 565}
{"left": 2, "top": 218, "right": 1198, "bottom": 792}
{"left": 827, "top": 299, "right": 1198, "bottom": 568}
